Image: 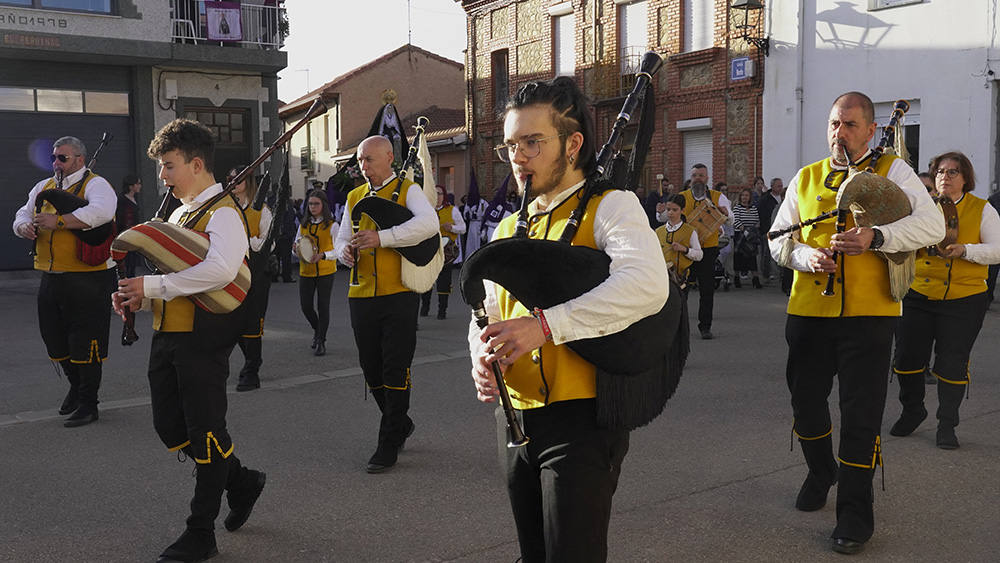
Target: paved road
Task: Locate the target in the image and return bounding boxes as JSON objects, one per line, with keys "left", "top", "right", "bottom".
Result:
{"left": 1, "top": 272, "right": 997, "bottom": 562}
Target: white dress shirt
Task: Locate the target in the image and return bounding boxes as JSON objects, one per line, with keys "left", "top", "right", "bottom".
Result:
{"left": 769, "top": 153, "right": 945, "bottom": 272}
{"left": 13, "top": 167, "right": 117, "bottom": 235}
{"left": 468, "top": 181, "right": 669, "bottom": 347}
{"left": 247, "top": 205, "right": 274, "bottom": 253}
{"left": 333, "top": 173, "right": 440, "bottom": 258}
{"left": 955, "top": 194, "right": 1000, "bottom": 265}
{"left": 664, "top": 220, "right": 703, "bottom": 261}
{"left": 141, "top": 183, "right": 249, "bottom": 302}
{"left": 441, "top": 205, "right": 467, "bottom": 235}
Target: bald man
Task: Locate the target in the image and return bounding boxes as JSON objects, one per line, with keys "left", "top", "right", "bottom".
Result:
{"left": 334, "top": 135, "right": 439, "bottom": 473}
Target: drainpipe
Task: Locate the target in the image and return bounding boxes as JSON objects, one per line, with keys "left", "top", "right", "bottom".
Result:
{"left": 795, "top": 0, "right": 805, "bottom": 168}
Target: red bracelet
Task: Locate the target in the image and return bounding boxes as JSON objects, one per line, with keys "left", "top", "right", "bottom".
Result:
{"left": 532, "top": 307, "right": 553, "bottom": 342}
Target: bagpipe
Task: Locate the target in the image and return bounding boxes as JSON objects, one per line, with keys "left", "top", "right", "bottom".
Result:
{"left": 112, "top": 99, "right": 328, "bottom": 342}
{"left": 460, "top": 52, "right": 687, "bottom": 443}
{"left": 31, "top": 133, "right": 115, "bottom": 259}
{"left": 767, "top": 100, "right": 915, "bottom": 300}
{"left": 349, "top": 115, "right": 444, "bottom": 293}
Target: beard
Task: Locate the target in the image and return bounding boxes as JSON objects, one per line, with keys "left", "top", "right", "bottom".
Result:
{"left": 528, "top": 152, "right": 570, "bottom": 197}
{"left": 690, "top": 181, "right": 708, "bottom": 200}
{"left": 830, "top": 141, "right": 850, "bottom": 165}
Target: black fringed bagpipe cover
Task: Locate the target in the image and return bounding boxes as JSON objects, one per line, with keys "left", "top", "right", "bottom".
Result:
{"left": 35, "top": 176, "right": 115, "bottom": 265}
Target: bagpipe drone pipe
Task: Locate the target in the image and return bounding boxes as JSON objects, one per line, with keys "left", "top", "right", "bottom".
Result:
{"left": 460, "top": 51, "right": 688, "bottom": 433}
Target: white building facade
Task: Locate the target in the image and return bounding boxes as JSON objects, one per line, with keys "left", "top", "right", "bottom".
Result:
{"left": 763, "top": 0, "right": 1000, "bottom": 197}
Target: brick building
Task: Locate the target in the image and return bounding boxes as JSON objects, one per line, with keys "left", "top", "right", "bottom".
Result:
{"left": 457, "top": 0, "right": 766, "bottom": 199}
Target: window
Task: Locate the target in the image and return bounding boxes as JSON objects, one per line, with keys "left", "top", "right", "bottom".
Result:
{"left": 185, "top": 107, "right": 248, "bottom": 145}
{"left": 0, "top": 87, "right": 35, "bottom": 111}
{"left": 683, "top": 129, "right": 713, "bottom": 182}
{"left": 619, "top": 0, "right": 648, "bottom": 73}
{"left": 84, "top": 91, "right": 128, "bottom": 114}
{"left": 684, "top": 0, "right": 714, "bottom": 52}
{"left": 0, "top": 0, "right": 113, "bottom": 13}
{"left": 553, "top": 14, "right": 575, "bottom": 77}
{"left": 492, "top": 50, "right": 509, "bottom": 112}
{"left": 875, "top": 100, "right": 921, "bottom": 172}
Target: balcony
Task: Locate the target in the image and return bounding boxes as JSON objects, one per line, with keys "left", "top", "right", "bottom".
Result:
{"left": 170, "top": 0, "right": 287, "bottom": 49}
{"left": 586, "top": 46, "right": 648, "bottom": 102}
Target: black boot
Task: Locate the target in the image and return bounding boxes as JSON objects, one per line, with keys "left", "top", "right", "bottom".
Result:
{"left": 367, "top": 386, "right": 411, "bottom": 473}
{"left": 159, "top": 450, "right": 228, "bottom": 562}
{"left": 314, "top": 339, "right": 326, "bottom": 356}
{"left": 832, "top": 465, "right": 875, "bottom": 552}
{"left": 310, "top": 332, "right": 318, "bottom": 350}
{"left": 437, "top": 294, "right": 448, "bottom": 320}
{"left": 796, "top": 435, "right": 838, "bottom": 511}
{"left": 58, "top": 360, "right": 80, "bottom": 415}
{"left": 752, "top": 276, "right": 762, "bottom": 289}
{"left": 236, "top": 338, "right": 262, "bottom": 392}
{"left": 936, "top": 381, "right": 966, "bottom": 449}
{"left": 890, "top": 372, "right": 927, "bottom": 436}
{"left": 224, "top": 455, "right": 266, "bottom": 532}
{"left": 64, "top": 362, "right": 100, "bottom": 428}
{"left": 419, "top": 292, "right": 431, "bottom": 317}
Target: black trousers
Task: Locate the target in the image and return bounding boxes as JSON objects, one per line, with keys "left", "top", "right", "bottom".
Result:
{"left": 420, "top": 264, "right": 453, "bottom": 309}
{"left": 349, "top": 292, "right": 418, "bottom": 446}
{"left": 785, "top": 315, "right": 895, "bottom": 542}
{"left": 299, "top": 273, "right": 334, "bottom": 341}
{"left": 274, "top": 235, "right": 293, "bottom": 281}
{"left": 987, "top": 264, "right": 998, "bottom": 303}
{"left": 500, "top": 399, "right": 629, "bottom": 563}
{"left": 690, "top": 246, "right": 719, "bottom": 331}
{"left": 893, "top": 291, "right": 987, "bottom": 429}
{"left": 38, "top": 269, "right": 114, "bottom": 363}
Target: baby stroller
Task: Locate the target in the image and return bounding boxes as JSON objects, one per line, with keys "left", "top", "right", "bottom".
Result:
{"left": 713, "top": 256, "right": 731, "bottom": 291}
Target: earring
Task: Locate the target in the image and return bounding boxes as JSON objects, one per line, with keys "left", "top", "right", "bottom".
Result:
{"left": 569, "top": 154, "right": 576, "bottom": 164}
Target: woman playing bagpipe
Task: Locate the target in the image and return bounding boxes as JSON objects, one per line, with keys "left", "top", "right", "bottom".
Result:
{"left": 294, "top": 189, "right": 338, "bottom": 356}
{"left": 890, "top": 151, "right": 1000, "bottom": 449}
{"left": 655, "top": 193, "right": 702, "bottom": 289}
{"left": 229, "top": 165, "right": 274, "bottom": 390}
{"left": 466, "top": 62, "right": 683, "bottom": 562}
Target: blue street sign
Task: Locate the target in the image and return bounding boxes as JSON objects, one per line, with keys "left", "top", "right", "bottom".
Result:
{"left": 731, "top": 57, "right": 750, "bottom": 81}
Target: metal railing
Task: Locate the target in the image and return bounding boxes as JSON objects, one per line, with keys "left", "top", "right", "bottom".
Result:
{"left": 170, "top": 0, "right": 286, "bottom": 49}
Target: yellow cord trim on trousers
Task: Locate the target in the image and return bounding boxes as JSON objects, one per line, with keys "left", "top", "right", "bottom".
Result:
{"left": 893, "top": 367, "right": 925, "bottom": 375}
{"left": 241, "top": 318, "right": 265, "bottom": 339}
{"left": 794, "top": 427, "right": 833, "bottom": 440}
{"left": 932, "top": 370, "right": 970, "bottom": 385}
{"left": 70, "top": 340, "right": 105, "bottom": 364}
{"left": 49, "top": 354, "right": 71, "bottom": 362}
{"left": 167, "top": 440, "right": 191, "bottom": 452}
{"left": 839, "top": 436, "right": 882, "bottom": 470}
{"left": 194, "top": 432, "right": 234, "bottom": 464}
{"left": 383, "top": 368, "right": 412, "bottom": 391}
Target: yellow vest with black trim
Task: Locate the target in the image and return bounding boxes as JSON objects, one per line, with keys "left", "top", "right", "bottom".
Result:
{"left": 298, "top": 220, "right": 336, "bottom": 278}
{"left": 243, "top": 206, "right": 262, "bottom": 239}
{"left": 34, "top": 172, "right": 110, "bottom": 272}
{"left": 346, "top": 179, "right": 415, "bottom": 298}
{"left": 152, "top": 196, "right": 246, "bottom": 332}
{"left": 655, "top": 222, "right": 696, "bottom": 279}
{"left": 494, "top": 188, "right": 606, "bottom": 410}
{"left": 912, "top": 193, "right": 988, "bottom": 300}
{"left": 437, "top": 204, "right": 458, "bottom": 243}
{"left": 679, "top": 188, "right": 724, "bottom": 247}
{"left": 788, "top": 154, "right": 900, "bottom": 317}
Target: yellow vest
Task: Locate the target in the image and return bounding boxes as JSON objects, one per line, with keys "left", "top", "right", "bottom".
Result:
{"left": 34, "top": 172, "right": 110, "bottom": 272}
{"left": 243, "top": 206, "right": 262, "bottom": 238}
{"left": 298, "top": 220, "right": 336, "bottom": 278}
{"left": 912, "top": 193, "right": 988, "bottom": 300}
{"left": 655, "top": 222, "right": 696, "bottom": 279}
{"left": 437, "top": 204, "right": 458, "bottom": 243}
{"left": 152, "top": 195, "right": 247, "bottom": 332}
{"left": 679, "top": 188, "right": 724, "bottom": 247}
{"left": 346, "top": 178, "right": 415, "bottom": 298}
{"left": 787, "top": 155, "right": 900, "bottom": 317}
{"left": 494, "top": 188, "right": 606, "bottom": 410}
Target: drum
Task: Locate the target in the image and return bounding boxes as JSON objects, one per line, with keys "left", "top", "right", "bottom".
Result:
{"left": 112, "top": 221, "right": 251, "bottom": 313}
{"left": 687, "top": 200, "right": 728, "bottom": 243}
{"left": 297, "top": 237, "right": 319, "bottom": 263}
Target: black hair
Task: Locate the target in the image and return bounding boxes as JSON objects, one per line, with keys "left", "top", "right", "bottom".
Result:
{"left": 666, "top": 193, "right": 686, "bottom": 209}
{"left": 505, "top": 76, "right": 597, "bottom": 176}
{"left": 305, "top": 189, "right": 334, "bottom": 226}
{"left": 147, "top": 118, "right": 216, "bottom": 173}
{"left": 120, "top": 174, "right": 139, "bottom": 195}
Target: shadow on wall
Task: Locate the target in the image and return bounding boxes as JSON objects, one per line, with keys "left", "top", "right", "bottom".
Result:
{"left": 815, "top": 1, "right": 894, "bottom": 50}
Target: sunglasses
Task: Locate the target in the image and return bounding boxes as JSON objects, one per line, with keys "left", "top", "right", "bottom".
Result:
{"left": 50, "top": 154, "right": 77, "bottom": 163}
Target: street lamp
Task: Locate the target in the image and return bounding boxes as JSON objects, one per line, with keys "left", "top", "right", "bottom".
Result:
{"left": 731, "top": 0, "right": 769, "bottom": 57}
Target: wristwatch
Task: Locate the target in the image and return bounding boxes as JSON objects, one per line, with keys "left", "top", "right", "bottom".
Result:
{"left": 869, "top": 227, "right": 884, "bottom": 250}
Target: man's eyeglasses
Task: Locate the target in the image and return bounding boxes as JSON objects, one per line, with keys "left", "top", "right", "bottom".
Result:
{"left": 50, "top": 154, "right": 76, "bottom": 163}
{"left": 494, "top": 134, "right": 563, "bottom": 163}
{"left": 935, "top": 168, "right": 961, "bottom": 178}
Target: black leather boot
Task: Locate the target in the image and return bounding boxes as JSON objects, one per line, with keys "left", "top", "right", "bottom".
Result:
{"left": 936, "top": 381, "right": 965, "bottom": 449}
{"left": 419, "top": 292, "right": 431, "bottom": 317}
{"left": 236, "top": 338, "right": 262, "bottom": 392}
{"left": 890, "top": 372, "right": 927, "bottom": 436}
{"left": 832, "top": 465, "right": 875, "bottom": 553}
{"left": 314, "top": 339, "right": 326, "bottom": 356}
{"left": 796, "top": 435, "right": 838, "bottom": 511}
{"left": 58, "top": 360, "right": 80, "bottom": 415}
{"left": 156, "top": 528, "right": 218, "bottom": 562}
{"left": 64, "top": 362, "right": 100, "bottom": 428}
{"left": 437, "top": 294, "right": 448, "bottom": 320}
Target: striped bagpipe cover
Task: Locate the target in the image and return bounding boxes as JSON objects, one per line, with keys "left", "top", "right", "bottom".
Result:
{"left": 112, "top": 221, "right": 251, "bottom": 313}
